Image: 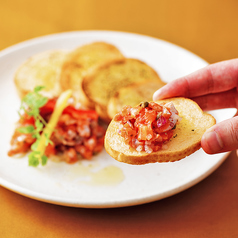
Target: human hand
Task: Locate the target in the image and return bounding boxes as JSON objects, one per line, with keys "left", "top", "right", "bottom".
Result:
{"left": 153, "top": 58, "right": 238, "bottom": 154}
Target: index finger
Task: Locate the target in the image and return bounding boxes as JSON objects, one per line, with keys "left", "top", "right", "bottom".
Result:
{"left": 153, "top": 58, "right": 238, "bottom": 100}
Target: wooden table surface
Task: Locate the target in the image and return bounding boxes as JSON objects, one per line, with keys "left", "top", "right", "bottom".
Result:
{"left": 1, "top": 0, "right": 238, "bottom": 237}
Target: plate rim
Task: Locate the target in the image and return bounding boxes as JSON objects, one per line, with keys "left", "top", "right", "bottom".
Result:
{"left": 0, "top": 30, "right": 209, "bottom": 65}
{"left": 0, "top": 152, "right": 230, "bottom": 208}
{"left": 0, "top": 30, "right": 231, "bottom": 208}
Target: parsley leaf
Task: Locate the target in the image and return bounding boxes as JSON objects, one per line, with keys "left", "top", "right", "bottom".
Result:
{"left": 17, "top": 87, "right": 72, "bottom": 167}
{"left": 18, "top": 86, "right": 51, "bottom": 167}
{"left": 28, "top": 151, "right": 41, "bottom": 167}
{"left": 20, "top": 87, "right": 48, "bottom": 119}
{"left": 18, "top": 86, "right": 72, "bottom": 167}
{"left": 17, "top": 125, "right": 35, "bottom": 134}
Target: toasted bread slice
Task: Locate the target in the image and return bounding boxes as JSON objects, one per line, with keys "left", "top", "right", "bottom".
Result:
{"left": 107, "top": 81, "right": 166, "bottom": 119}
{"left": 82, "top": 58, "right": 163, "bottom": 121}
{"left": 60, "top": 42, "right": 124, "bottom": 108}
{"left": 105, "top": 97, "right": 216, "bottom": 164}
{"left": 14, "top": 50, "right": 68, "bottom": 99}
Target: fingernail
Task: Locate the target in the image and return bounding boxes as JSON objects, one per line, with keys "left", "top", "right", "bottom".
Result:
{"left": 202, "top": 129, "right": 224, "bottom": 154}
{"left": 153, "top": 89, "right": 163, "bottom": 101}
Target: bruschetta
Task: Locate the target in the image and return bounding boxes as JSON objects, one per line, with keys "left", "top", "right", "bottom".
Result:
{"left": 105, "top": 97, "right": 216, "bottom": 164}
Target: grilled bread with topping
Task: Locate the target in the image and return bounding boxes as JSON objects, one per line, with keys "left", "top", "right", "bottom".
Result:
{"left": 105, "top": 97, "right": 216, "bottom": 164}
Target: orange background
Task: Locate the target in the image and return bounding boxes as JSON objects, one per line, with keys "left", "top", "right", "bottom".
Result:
{"left": 1, "top": 0, "right": 238, "bottom": 63}
{"left": 1, "top": 1, "right": 238, "bottom": 237}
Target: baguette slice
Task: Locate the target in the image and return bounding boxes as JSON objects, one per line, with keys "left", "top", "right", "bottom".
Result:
{"left": 14, "top": 50, "right": 68, "bottom": 99}
{"left": 105, "top": 97, "right": 216, "bottom": 165}
{"left": 107, "top": 81, "right": 166, "bottom": 119}
{"left": 82, "top": 58, "right": 163, "bottom": 121}
{"left": 60, "top": 42, "right": 124, "bottom": 108}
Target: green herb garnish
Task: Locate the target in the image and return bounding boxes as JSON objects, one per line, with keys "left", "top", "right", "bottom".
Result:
{"left": 18, "top": 86, "right": 50, "bottom": 166}
{"left": 18, "top": 87, "right": 72, "bottom": 167}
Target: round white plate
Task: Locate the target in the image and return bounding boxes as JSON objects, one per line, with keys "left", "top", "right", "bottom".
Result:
{"left": 0, "top": 31, "right": 235, "bottom": 208}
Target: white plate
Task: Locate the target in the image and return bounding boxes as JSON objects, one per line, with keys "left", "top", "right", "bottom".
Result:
{"left": 0, "top": 31, "right": 235, "bottom": 208}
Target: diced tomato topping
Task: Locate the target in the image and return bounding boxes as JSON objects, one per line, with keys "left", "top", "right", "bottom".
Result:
{"left": 8, "top": 98, "right": 105, "bottom": 163}
{"left": 63, "top": 106, "right": 98, "bottom": 120}
{"left": 19, "top": 113, "right": 35, "bottom": 125}
{"left": 40, "top": 99, "right": 56, "bottom": 116}
{"left": 45, "top": 143, "right": 56, "bottom": 157}
{"left": 114, "top": 101, "right": 179, "bottom": 153}
{"left": 8, "top": 130, "right": 36, "bottom": 156}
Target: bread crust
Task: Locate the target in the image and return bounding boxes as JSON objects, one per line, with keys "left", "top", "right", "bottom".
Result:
{"left": 105, "top": 97, "right": 216, "bottom": 164}
{"left": 60, "top": 42, "right": 124, "bottom": 108}
{"left": 82, "top": 58, "right": 163, "bottom": 120}
{"left": 14, "top": 50, "right": 68, "bottom": 99}
{"left": 107, "top": 81, "right": 166, "bottom": 119}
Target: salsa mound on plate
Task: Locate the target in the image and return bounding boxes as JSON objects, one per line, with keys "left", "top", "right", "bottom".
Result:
{"left": 8, "top": 91, "right": 105, "bottom": 165}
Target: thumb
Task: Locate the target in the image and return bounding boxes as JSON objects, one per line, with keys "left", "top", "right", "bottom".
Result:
{"left": 201, "top": 116, "right": 238, "bottom": 154}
